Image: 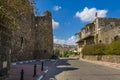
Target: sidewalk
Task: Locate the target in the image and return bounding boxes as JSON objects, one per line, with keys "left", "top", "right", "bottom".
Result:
{"left": 6, "top": 62, "right": 47, "bottom": 80}
{"left": 80, "top": 58, "right": 120, "bottom": 70}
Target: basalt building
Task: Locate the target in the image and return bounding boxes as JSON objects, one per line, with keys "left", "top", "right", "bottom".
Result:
{"left": 0, "top": 0, "right": 53, "bottom": 79}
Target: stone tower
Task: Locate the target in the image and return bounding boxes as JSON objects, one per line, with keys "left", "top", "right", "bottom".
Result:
{"left": 34, "top": 11, "right": 53, "bottom": 59}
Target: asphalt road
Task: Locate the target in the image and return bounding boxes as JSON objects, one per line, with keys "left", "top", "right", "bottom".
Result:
{"left": 41, "top": 58, "right": 120, "bottom": 80}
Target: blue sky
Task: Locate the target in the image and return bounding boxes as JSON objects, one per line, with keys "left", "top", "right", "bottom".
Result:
{"left": 33, "top": 0, "right": 120, "bottom": 45}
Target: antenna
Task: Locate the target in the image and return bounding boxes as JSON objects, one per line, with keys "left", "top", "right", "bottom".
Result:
{"left": 95, "top": 12, "right": 98, "bottom": 18}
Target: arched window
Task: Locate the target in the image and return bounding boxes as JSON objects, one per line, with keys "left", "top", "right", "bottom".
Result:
{"left": 99, "top": 40, "right": 102, "bottom": 44}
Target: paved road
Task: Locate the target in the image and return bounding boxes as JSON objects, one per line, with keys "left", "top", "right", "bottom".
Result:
{"left": 42, "top": 58, "right": 120, "bottom": 80}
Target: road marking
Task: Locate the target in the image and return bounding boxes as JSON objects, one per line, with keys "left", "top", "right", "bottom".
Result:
{"left": 44, "top": 69, "right": 48, "bottom": 73}
{"left": 30, "top": 60, "right": 33, "bottom": 62}
{"left": 38, "top": 75, "right": 43, "bottom": 80}
{"left": 57, "top": 65, "right": 72, "bottom": 68}
{"left": 12, "top": 63, "right": 16, "bottom": 65}
{"left": 46, "top": 66, "right": 48, "bottom": 69}
{"left": 38, "top": 60, "right": 58, "bottom": 79}
{"left": 20, "top": 62, "right": 23, "bottom": 64}
{"left": 41, "top": 60, "right": 45, "bottom": 62}
{"left": 51, "top": 59, "right": 56, "bottom": 61}
{"left": 25, "top": 61, "right": 29, "bottom": 63}
{"left": 50, "top": 78, "right": 56, "bottom": 80}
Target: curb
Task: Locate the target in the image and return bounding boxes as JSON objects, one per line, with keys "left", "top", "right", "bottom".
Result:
{"left": 11, "top": 59, "right": 51, "bottom": 65}
{"left": 80, "top": 59, "right": 120, "bottom": 70}
{"left": 11, "top": 59, "right": 57, "bottom": 65}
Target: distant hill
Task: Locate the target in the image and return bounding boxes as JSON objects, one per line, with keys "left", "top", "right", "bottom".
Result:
{"left": 54, "top": 43, "right": 77, "bottom": 54}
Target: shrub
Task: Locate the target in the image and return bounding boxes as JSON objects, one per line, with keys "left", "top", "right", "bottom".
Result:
{"left": 54, "top": 49, "right": 62, "bottom": 57}
{"left": 62, "top": 51, "right": 79, "bottom": 57}
{"left": 105, "top": 39, "right": 120, "bottom": 55}
{"left": 82, "top": 44, "right": 107, "bottom": 55}
{"left": 63, "top": 51, "right": 70, "bottom": 57}
{"left": 81, "top": 40, "right": 120, "bottom": 55}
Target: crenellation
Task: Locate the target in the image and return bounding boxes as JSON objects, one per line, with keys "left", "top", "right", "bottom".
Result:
{"left": 43, "top": 10, "right": 52, "bottom": 17}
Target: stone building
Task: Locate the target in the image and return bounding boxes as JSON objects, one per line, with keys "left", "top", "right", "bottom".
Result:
{"left": 34, "top": 11, "right": 53, "bottom": 59}
{"left": 0, "top": 0, "right": 53, "bottom": 79}
{"left": 11, "top": 11, "right": 53, "bottom": 61}
{"left": 76, "top": 17, "right": 120, "bottom": 53}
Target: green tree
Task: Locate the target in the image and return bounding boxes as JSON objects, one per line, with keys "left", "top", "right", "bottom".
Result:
{"left": 105, "top": 39, "right": 120, "bottom": 55}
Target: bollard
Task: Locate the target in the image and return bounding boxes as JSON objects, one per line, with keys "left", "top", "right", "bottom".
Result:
{"left": 20, "top": 69, "right": 24, "bottom": 80}
{"left": 33, "top": 64, "right": 37, "bottom": 77}
{"left": 41, "top": 61, "right": 44, "bottom": 71}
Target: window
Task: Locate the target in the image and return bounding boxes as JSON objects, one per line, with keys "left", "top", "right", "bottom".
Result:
{"left": 0, "top": 34, "right": 1, "bottom": 46}
{"left": 99, "top": 40, "right": 102, "bottom": 44}
{"left": 21, "top": 37, "right": 23, "bottom": 48}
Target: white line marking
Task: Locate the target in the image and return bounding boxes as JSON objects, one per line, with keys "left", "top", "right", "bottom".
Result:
{"left": 50, "top": 78, "right": 55, "bottom": 80}
{"left": 12, "top": 63, "right": 16, "bottom": 65}
{"left": 25, "top": 61, "right": 28, "bottom": 63}
{"left": 38, "top": 75, "right": 43, "bottom": 80}
{"left": 20, "top": 62, "right": 23, "bottom": 64}
{"left": 57, "top": 65, "right": 72, "bottom": 68}
{"left": 44, "top": 69, "right": 48, "bottom": 73}
{"left": 51, "top": 60, "right": 55, "bottom": 61}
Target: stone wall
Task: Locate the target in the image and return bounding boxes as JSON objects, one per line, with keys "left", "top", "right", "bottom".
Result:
{"left": 11, "top": 12, "right": 53, "bottom": 61}
{"left": 0, "top": 25, "right": 12, "bottom": 79}
{"left": 0, "top": 0, "right": 53, "bottom": 62}
{"left": 83, "top": 55, "right": 120, "bottom": 63}
{"left": 99, "top": 25, "right": 120, "bottom": 44}
{"left": 11, "top": 6, "right": 35, "bottom": 62}
{"left": 97, "top": 18, "right": 120, "bottom": 44}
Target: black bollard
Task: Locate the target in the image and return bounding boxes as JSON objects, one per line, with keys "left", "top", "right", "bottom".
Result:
{"left": 20, "top": 69, "right": 24, "bottom": 80}
{"left": 33, "top": 64, "right": 37, "bottom": 77}
{"left": 41, "top": 61, "right": 44, "bottom": 71}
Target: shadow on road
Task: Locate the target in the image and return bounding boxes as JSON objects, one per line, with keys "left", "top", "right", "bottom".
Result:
{"left": 44, "top": 58, "right": 79, "bottom": 80}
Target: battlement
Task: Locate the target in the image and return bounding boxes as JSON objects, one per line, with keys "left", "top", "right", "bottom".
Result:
{"left": 43, "top": 10, "right": 52, "bottom": 17}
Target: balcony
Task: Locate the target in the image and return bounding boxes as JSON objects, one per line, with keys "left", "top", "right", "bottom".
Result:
{"left": 80, "top": 31, "right": 94, "bottom": 40}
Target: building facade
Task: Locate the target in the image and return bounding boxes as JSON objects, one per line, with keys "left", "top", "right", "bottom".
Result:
{"left": 33, "top": 11, "right": 53, "bottom": 59}
{"left": 77, "top": 17, "right": 120, "bottom": 53}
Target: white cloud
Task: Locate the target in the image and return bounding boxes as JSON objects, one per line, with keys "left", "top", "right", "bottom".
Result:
{"left": 75, "top": 7, "right": 108, "bottom": 22}
{"left": 53, "top": 6, "right": 62, "bottom": 11}
{"left": 66, "top": 36, "right": 77, "bottom": 45}
{"left": 52, "top": 19, "right": 59, "bottom": 29}
{"left": 54, "top": 36, "right": 66, "bottom": 45}
{"left": 54, "top": 36, "right": 77, "bottom": 45}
